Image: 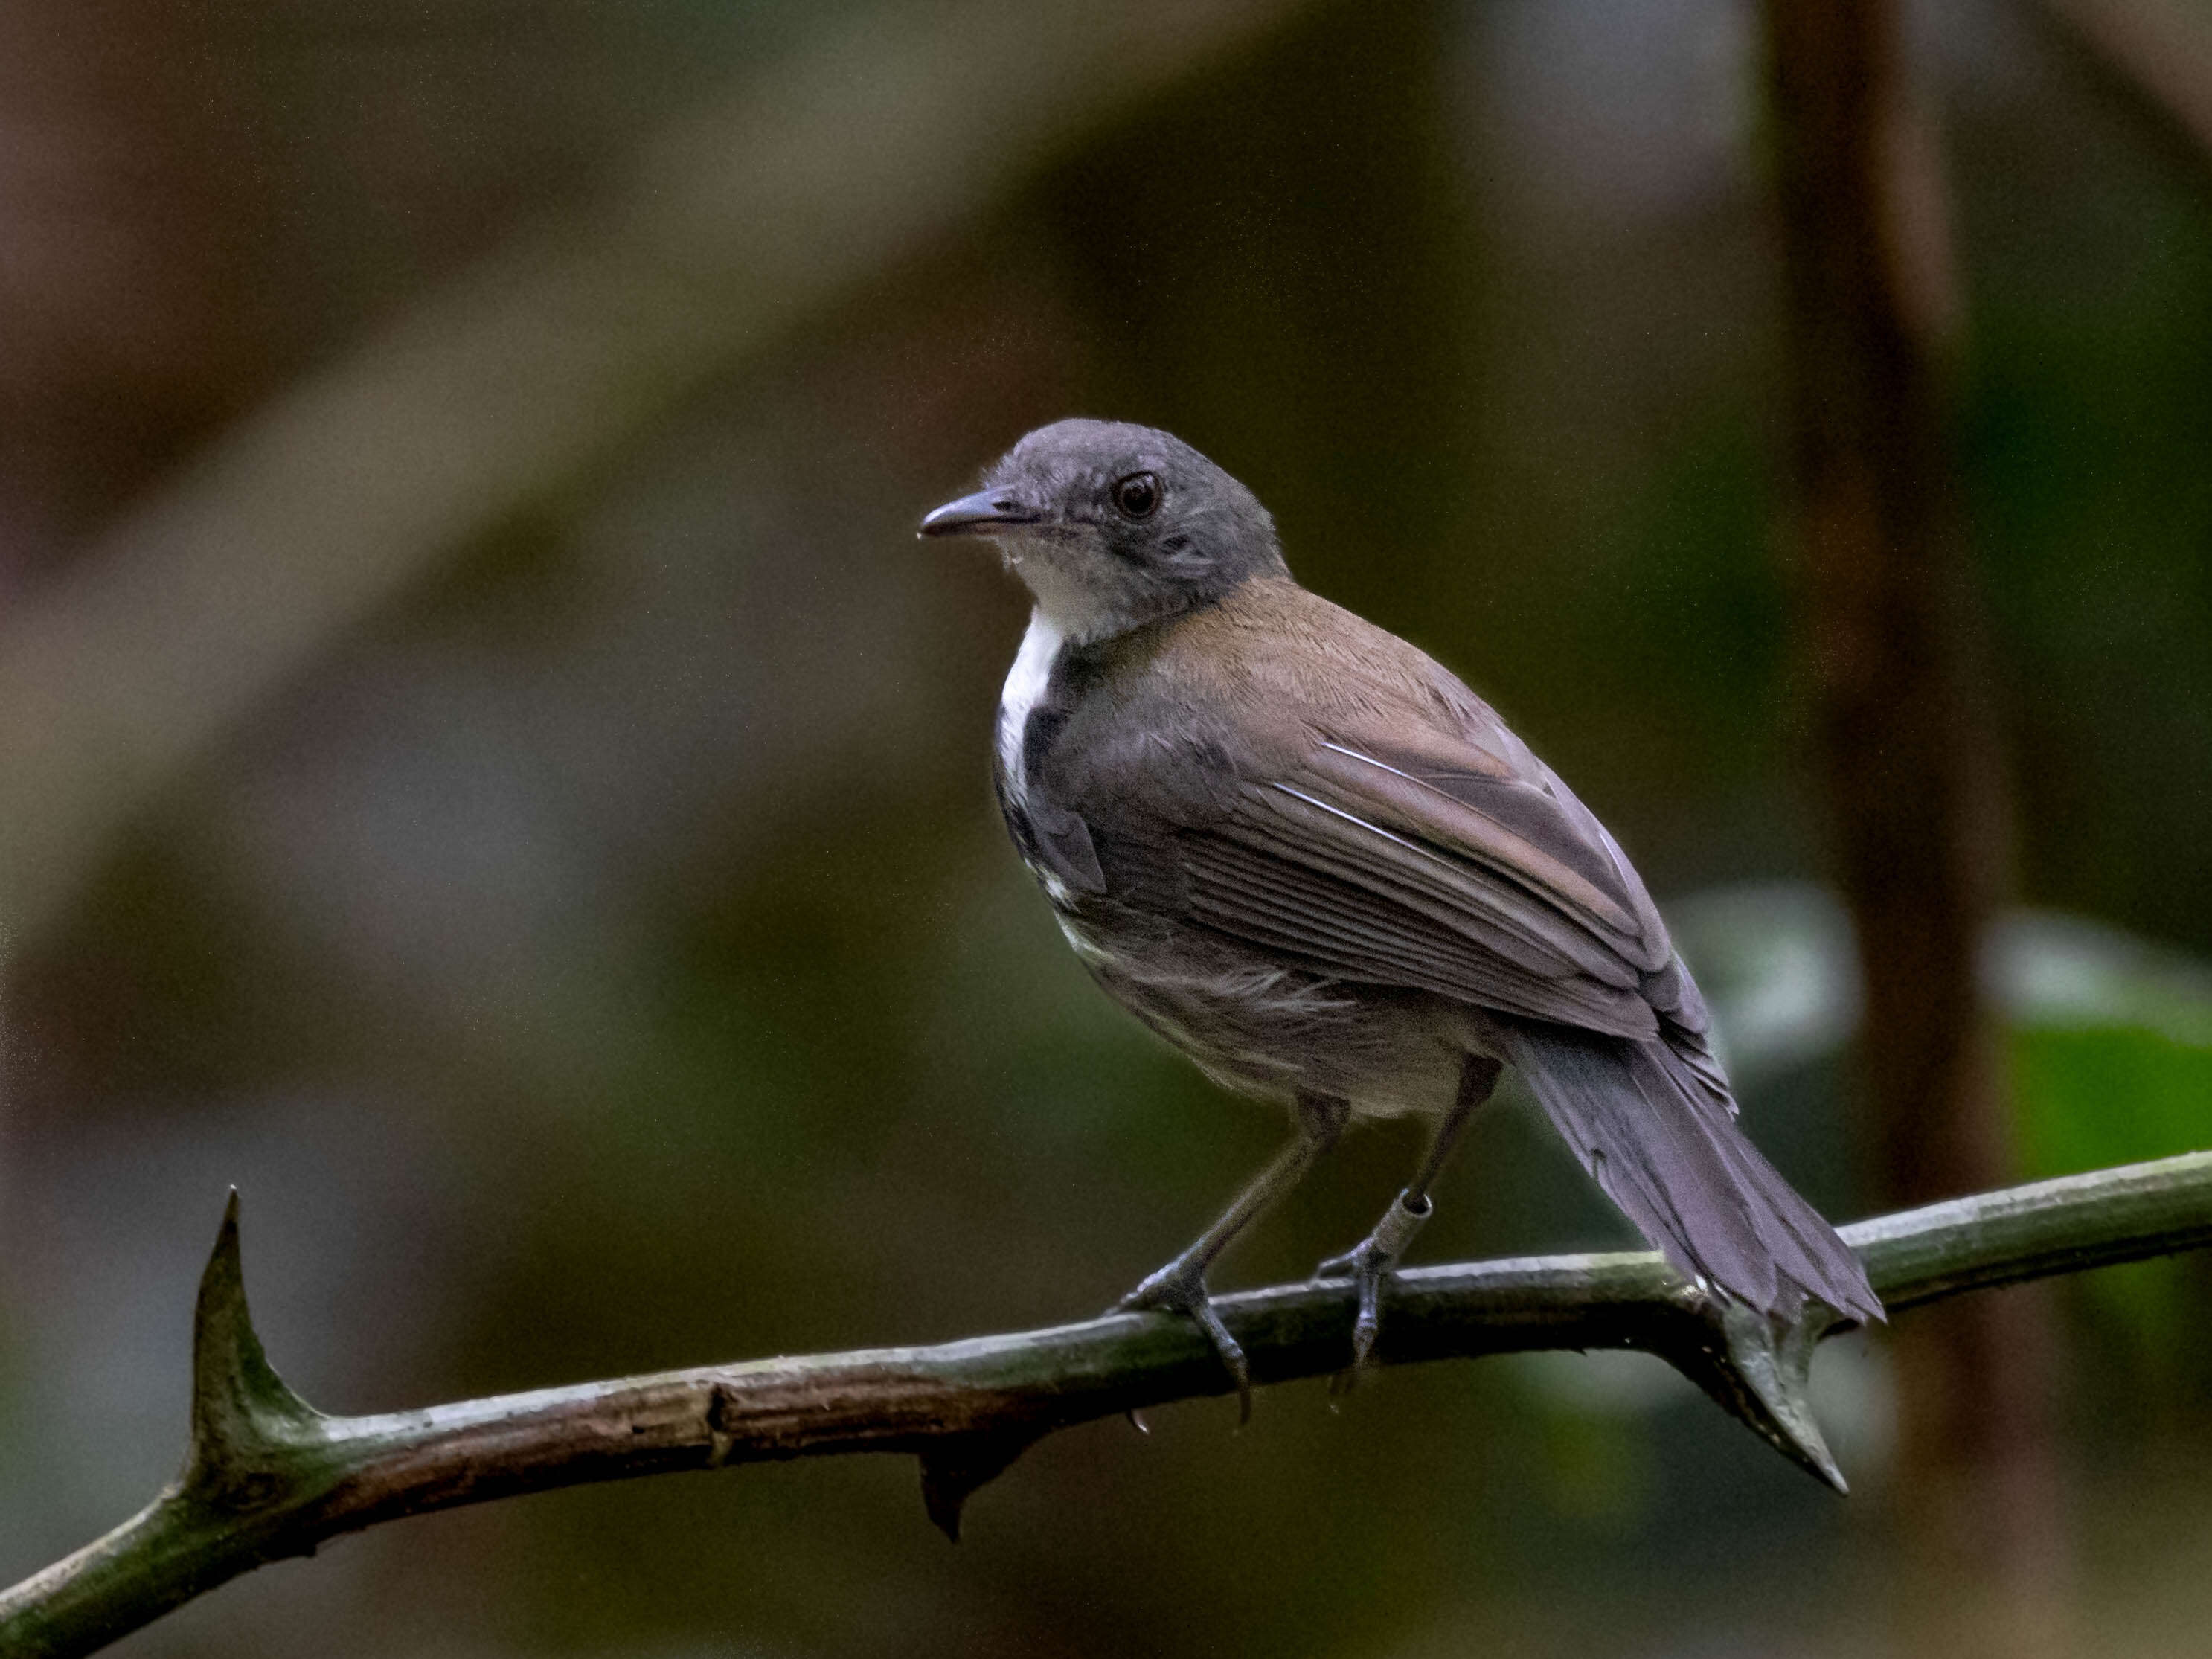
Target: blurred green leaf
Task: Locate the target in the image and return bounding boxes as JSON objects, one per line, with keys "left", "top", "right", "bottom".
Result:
{"left": 2012, "top": 1025, "right": 2212, "bottom": 1352}
{"left": 2015, "top": 1027, "right": 2212, "bottom": 1181}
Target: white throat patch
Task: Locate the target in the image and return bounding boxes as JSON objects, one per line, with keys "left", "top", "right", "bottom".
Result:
{"left": 996, "top": 610, "right": 1066, "bottom": 809}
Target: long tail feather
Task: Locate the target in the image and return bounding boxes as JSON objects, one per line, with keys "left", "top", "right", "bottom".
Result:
{"left": 1504, "top": 1021, "right": 1882, "bottom": 1325}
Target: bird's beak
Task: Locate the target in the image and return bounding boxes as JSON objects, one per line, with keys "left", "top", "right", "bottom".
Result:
{"left": 917, "top": 488, "right": 1040, "bottom": 539}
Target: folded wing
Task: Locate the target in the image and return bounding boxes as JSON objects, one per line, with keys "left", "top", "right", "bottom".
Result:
{"left": 1179, "top": 714, "right": 1709, "bottom": 1056}
{"left": 1106, "top": 700, "right": 1876, "bottom": 1323}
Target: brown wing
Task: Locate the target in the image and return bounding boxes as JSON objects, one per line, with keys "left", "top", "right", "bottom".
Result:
{"left": 1037, "top": 580, "right": 1722, "bottom": 1074}
{"left": 1170, "top": 716, "right": 1690, "bottom": 1038}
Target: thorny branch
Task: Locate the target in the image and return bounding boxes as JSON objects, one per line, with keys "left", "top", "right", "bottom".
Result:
{"left": 1, "top": 1151, "right": 2208, "bottom": 1659}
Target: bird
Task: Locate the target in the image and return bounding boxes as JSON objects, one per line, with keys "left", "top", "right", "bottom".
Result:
{"left": 920, "top": 418, "right": 1881, "bottom": 1407}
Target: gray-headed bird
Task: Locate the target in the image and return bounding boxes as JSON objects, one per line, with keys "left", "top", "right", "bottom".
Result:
{"left": 922, "top": 419, "right": 1880, "bottom": 1406}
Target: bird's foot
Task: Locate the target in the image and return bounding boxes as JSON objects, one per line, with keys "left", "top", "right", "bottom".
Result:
{"left": 1118, "top": 1258, "right": 1251, "bottom": 1423}
{"left": 1312, "top": 1190, "right": 1431, "bottom": 1377}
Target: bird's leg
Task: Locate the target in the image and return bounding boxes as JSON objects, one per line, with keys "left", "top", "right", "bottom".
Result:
{"left": 1118, "top": 1093, "right": 1347, "bottom": 1421}
{"left": 1315, "top": 1055, "right": 1501, "bottom": 1370}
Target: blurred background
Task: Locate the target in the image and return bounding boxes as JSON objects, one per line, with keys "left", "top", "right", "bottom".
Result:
{"left": 2, "top": 0, "right": 2210, "bottom": 1655}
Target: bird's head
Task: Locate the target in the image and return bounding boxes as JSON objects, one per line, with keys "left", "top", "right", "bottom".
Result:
{"left": 920, "top": 419, "right": 1286, "bottom": 644}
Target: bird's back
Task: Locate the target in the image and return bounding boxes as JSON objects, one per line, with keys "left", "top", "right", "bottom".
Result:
{"left": 1071, "top": 578, "right": 1703, "bottom": 1027}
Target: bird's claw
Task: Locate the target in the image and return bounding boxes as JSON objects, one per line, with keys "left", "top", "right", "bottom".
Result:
{"left": 1312, "top": 1238, "right": 1391, "bottom": 1379}
{"left": 1118, "top": 1261, "right": 1252, "bottom": 1423}
{"left": 1312, "top": 1190, "right": 1431, "bottom": 1383}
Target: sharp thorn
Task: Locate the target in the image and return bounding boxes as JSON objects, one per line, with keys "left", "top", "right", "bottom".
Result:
{"left": 917, "top": 1428, "right": 1039, "bottom": 1543}
{"left": 1663, "top": 1297, "right": 1846, "bottom": 1492}
{"left": 189, "top": 1190, "right": 318, "bottom": 1470}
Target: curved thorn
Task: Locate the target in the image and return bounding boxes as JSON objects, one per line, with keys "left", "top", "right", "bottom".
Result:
{"left": 1661, "top": 1296, "right": 1846, "bottom": 1492}
{"left": 918, "top": 1428, "right": 1042, "bottom": 1543}
{"left": 188, "top": 1190, "right": 321, "bottom": 1489}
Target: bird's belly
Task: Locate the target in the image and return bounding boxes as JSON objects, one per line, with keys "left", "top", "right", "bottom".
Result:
{"left": 1055, "top": 909, "right": 1469, "bottom": 1120}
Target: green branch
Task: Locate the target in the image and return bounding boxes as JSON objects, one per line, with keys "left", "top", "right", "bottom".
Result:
{"left": 4, "top": 1151, "right": 2208, "bottom": 1658}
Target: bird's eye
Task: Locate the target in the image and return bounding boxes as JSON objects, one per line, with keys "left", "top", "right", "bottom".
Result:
{"left": 1113, "top": 472, "right": 1161, "bottom": 519}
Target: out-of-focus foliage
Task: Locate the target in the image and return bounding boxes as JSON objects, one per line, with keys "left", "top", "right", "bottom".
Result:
{"left": 2, "top": 1, "right": 2211, "bottom": 1656}
{"left": 2019, "top": 1027, "right": 2212, "bottom": 1177}
{"left": 2000, "top": 914, "right": 2212, "bottom": 1183}
{"left": 1679, "top": 891, "right": 2212, "bottom": 1124}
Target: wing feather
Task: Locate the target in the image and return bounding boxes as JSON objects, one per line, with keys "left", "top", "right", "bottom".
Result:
{"left": 1233, "top": 783, "right": 1642, "bottom": 986}
{"left": 1139, "top": 713, "right": 1690, "bottom": 1036}
{"left": 1181, "top": 832, "right": 1657, "bottom": 1033}
{"left": 1304, "top": 742, "right": 1652, "bottom": 953}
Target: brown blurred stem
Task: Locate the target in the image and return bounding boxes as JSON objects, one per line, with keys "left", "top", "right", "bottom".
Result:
{"left": 1759, "top": 3, "right": 2062, "bottom": 1651}
{"left": 2034, "top": 0, "right": 2212, "bottom": 176}
{"left": 4, "top": 1155, "right": 2211, "bottom": 1659}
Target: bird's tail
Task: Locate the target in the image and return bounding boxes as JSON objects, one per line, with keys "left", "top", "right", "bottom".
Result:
{"left": 1503, "top": 1021, "right": 1882, "bottom": 1325}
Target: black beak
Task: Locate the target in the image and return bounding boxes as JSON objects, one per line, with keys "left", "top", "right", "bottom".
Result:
{"left": 918, "top": 488, "right": 1040, "bottom": 538}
